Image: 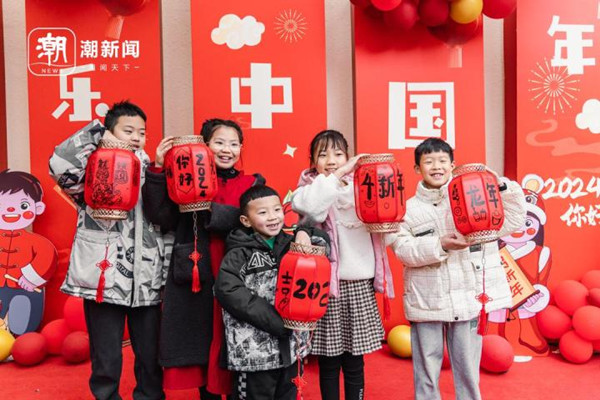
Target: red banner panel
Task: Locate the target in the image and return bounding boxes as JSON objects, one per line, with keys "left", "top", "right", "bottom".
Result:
{"left": 353, "top": 9, "right": 486, "bottom": 330}
{"left": 488, "top": 0, "right": 600, "bottom": 359}
{"left": 190, "top": 0, "right": 327, "bottom": 207}
{"left": 514, "top": 0, "right": 600, "bottom": 283}
{"left": 25, "top": 0, "right": 163, "bottom": 322}
{"left": 0, "top": 3, "right": 6, "bottom": 171}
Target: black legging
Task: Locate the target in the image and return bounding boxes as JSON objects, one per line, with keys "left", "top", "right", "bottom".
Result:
{"left": 318, "top": 353, "right": 365, "bottom": 400}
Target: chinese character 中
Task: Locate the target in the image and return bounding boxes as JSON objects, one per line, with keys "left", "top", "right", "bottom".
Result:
{"left": 231, "top": 63, "right": 293, "bottom": 129}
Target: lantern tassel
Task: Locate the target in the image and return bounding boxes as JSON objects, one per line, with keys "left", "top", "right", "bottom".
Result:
{"left": 383, "top": 294, "right": 391, "bottom": 322}
{"left": 95, "top": 238, "right": 112, "bottom": 303}
{"left": 192, "top": 264, "right": 201, "bottom": 293}
{"left": 96, "top": 270, "right": 106, "bottom": 303}
{"left": 477, "top": 304, "right": 487, "bottom": 335}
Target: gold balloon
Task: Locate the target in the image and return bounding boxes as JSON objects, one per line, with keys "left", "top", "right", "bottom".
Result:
{"left": 0, "top": 329, "right": 15, "bottom": 361}
{"left": 450, "top": 0, "right": 483, "bottom": 24}
{"left": 387, "top": 325, "right": 412, "bottom": 358}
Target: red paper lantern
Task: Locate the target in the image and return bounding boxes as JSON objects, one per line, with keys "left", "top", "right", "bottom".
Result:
{"left": 164, "top": 136, "right": 218, "bottom": 212}
{"left": 572, "top": 306, "right": 600, "bottom": 341}
{"left": 482, "top": 0, "right": 516, "bottom": 19}
{"left": 559, "top": 330, "right": 593, "bottom": 364}
{"left": 41, "top": 319, "right": 72, "bottom": 355}
{"left": 99, "top": 0, "right": 149, "bottom": 39}
{"left": 12, "top": 332, "right": 47, "bottom": 366}
{"left": 448, "top": 164, "right": 504, "bottom": 243}
{"left": 481, "top": 334, "right": 513, "bottom": 373}
{"left": 536, "top": 305, "right": 572, "bottom": 340}
{"left": 84, "top": 139, "right": 141, "bottom": 220}
{"left": 275, "top": 243, "right": 331, "bottom": 331}
{"left": 354, "top": 154, "right": 406, "bottom": 233}
{"left": 554, "top": 280, "right": 588, "bottom": 316}
{"left": 62, "top": 331, "right": 90, "bottom": 364}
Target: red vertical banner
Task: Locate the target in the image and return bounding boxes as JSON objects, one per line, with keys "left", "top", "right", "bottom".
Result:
{"left": 25, "top": 0, "right": 163, "bottom": 321}
{"left": 190, "top": 0, "right": 327, "bottom": 209}
{"left": 515, "top": 1, "right": 600, "bottom": 284}
{"left": 353, "top": 10, "right": 486, "bottom": 330}
{"left": 0, "top": 1, "right": 6, "bottom": 171}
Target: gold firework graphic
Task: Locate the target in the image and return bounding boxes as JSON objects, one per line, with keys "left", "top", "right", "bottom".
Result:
{"left": 275, "top": 9, "right": 307, "bottom": 43}
{"left": 528, "top": 58, "right": 580, "bottom": 115}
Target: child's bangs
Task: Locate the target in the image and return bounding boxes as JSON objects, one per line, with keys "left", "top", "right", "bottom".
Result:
{"left": 314, "top": 135, "right": 347, "bottom": 156}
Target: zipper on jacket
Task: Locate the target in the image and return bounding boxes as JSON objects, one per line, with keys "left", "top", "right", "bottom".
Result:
{"left": 415, "top": 228, "right": 434, "bottom": 237}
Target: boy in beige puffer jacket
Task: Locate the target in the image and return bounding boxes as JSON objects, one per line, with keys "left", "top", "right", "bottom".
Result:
{"left": 387, "top": 138, "right": 526, "bottom": 400}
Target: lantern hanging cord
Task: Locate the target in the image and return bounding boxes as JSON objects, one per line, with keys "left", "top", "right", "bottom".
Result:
{"left": 190, "top": 211, "right": 202, "bottom": 293}
{"left": 292, "top": 330, "right": 313, "bottom": 399}
{"left": 477, "top": 245, "right": 488, "bottom": 335}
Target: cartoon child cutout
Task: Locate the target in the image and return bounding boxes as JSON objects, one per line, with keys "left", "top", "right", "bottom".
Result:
{"left": 0, "top": 170, "right": 57, "bottom": 335}
{"left": 489, "top": 174, "right": 550, "bottom": 361}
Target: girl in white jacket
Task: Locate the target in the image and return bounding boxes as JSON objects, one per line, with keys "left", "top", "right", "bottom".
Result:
{"left": 291, "top": 130, "right": 395, "bottom": 400}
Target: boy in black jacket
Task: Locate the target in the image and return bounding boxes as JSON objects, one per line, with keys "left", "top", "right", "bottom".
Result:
{"left": 215, "top": 185, "right": 328, "bottom": 400}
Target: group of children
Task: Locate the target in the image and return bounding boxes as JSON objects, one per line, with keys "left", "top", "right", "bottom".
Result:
{"left": 47, "top": 101, "right": 526, "bottom": 400}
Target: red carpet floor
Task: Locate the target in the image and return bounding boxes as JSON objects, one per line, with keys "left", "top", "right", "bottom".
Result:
{"left": 1, "top": 344, "right": 597, "bottom": 399}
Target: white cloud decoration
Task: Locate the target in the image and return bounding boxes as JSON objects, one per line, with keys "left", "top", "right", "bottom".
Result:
{"left": 576, "top": 99, "right": 600, "bottom": 134}
{"left": 211, "top": 14, "right": 265, "bottom": 50}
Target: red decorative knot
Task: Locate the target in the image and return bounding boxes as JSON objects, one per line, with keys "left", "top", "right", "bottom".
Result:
{"left": 476, "top": 292, "right": 492, "bottom": 305}
{"left": 292, "top": 374, "right": 307, "bottom": 393}
{"left": 96, "top": 259, "right": 113, "bottom": 271}
{"left": 189, "top": 250, "right": 202, "bottom": 263}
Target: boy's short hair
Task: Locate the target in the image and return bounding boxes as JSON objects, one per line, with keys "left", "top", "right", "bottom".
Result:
{"left": 239, "top": 185, "right": 280, "bottom": 216}
{"left": 200, "top": 119, "right": 244, "bottom": 144}
{"left": 0, "top": 169, "right": 43, "bottom": 202}
{"left": 414, "top": 138, "right": 454, "bottom": 165}
{"left": 104, "top": 101, "right": 147, "bottom": 132}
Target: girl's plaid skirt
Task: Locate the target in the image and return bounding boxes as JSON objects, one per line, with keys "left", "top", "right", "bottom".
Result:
{"left": 311, "top": 279, "right": 384, "bottom": 356}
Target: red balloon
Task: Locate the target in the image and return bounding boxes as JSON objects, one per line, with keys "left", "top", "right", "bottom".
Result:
{"left": 481, "top": 335, "right": 513, "bottom": 373}
{"left": 419, "top": 0, "right": 450, "bottom": 27}
{"left": 536, "top": 305, "right": 572, "bottom": 340}
{"left": 589, "top": 288, "right": 600, "bottom": 307}
{"left": 559, "top": 330, "right": 593, "bottom": 364}
{"left": 482, "top": 0, "right": 516, "bottom": 19}
{"left": 371, "top": 0, "right": 402, "bottom": 11}
{"left": 429, "top": 16, "right": 481, "bottom": 46}
{"left": 99, "top": 0, "right": 149, "bottom": 39}
{"left": 554, "top": 280, "right": 589, "bottom": 316}
{"left": 592, "top": 339, "right": 600, "bottom": 353}
{"left": 383, "top": 1, "right": 419, "bottom": 31}
{"left": 581, "top": 270, "right": 600, "bottom": 290}
{"left": 63, "top": 296, "right": 88, "bottom": 333}
{"left": 62, "top": 331, "right": 90, "bottom": 364}
{"left": 572, "top": 306, "right": 600, "bottom": 341}
{"left": 12, "top": 333, "right": 47, "bottom": 366}
{"left": 41, "top": 319, "right": 72, "bottom": 355}
{"left": 350, "top": 0, "right": 372, "bottom": 9}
